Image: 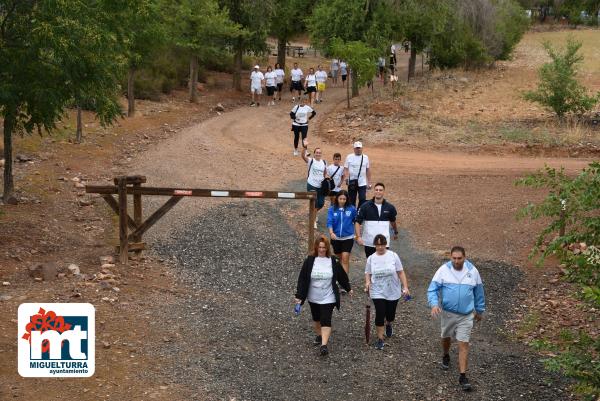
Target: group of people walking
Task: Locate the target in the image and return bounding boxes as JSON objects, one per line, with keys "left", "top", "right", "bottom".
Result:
{"left": 250, "top": 52, "right": 486, "bottom": 392}
{"left": 294, "top": 144, "right": 486, "bottom": 391}
{"left": 250, "top": 62, "right": 334, "bottom": 108}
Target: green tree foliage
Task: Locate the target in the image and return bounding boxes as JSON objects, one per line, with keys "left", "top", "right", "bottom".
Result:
{"left": 0, "top": 0, "right": 125, "bottom": 201}
{"left": 220, "top": 0, "right": 273, "bottom": 91}
{"left": 120, "top": 0, "right": 166, "bottom": 116}
{"left": 166, "top": 0, "right": 239, "bottom": 102}
{"left": 395, "top": 0, "right": 449, "bottom": 78}
{"left": 523, "top": 39, "right": 600, "bottom": 118}
{"left": 270, "top": 0, "right": 313, "bottom": 68}
{"left": 516, "top": 162, "right": 600, "bottom": 399}
{"left": 330, "top": 39, "right": 378, "bottom": 106}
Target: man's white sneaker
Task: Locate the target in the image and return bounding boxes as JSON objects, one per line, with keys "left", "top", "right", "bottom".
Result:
{"left": 293, "top": 149, "right": 299, "bottom": 156}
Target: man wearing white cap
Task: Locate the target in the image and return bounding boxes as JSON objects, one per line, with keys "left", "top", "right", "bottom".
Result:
{"left": 342, "top": 141, "right": 371, "bottom": 208}
{"left": 250, "top": 65, "right": 264, "bottom": 107}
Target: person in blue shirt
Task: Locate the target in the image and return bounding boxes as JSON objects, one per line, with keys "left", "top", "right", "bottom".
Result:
{"left": 427, "top": 246, "right": 485, "bottom": 392}
{"left": 327, "top": 190, "right": 357, "bottom": 275}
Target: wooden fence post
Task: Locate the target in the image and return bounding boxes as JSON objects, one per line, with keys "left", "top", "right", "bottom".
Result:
{"left": 133, "top": 182, "right": 143, "bottom": 256}
{"left": 117, "top": 177, "right": 128, "bottom": 264}
{"left": 308, "top": 197, "right": 316, "bottom": 253}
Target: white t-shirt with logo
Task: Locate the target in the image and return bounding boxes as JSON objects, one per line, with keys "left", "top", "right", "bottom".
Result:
{"left": 344, "top": 153, "right": 370, "bottom": 187}
{"left": 274, "top": 68, "right": 285, "bottom": 84}
{"left": 291, "top": 104, "right": 314, "bottom": 126}
{"left": 326, "top": 164, "right": 344, "bottom": 191}
{"left": 250, "top": 71, "right": 264, "bottom": 89}
{"left": 365, "top": 250, "right": 403, "bottom": 300}
{"left": 291, "top": 68, "right": 303, "bottom": 82}
{"left": 307, "top": 158, "right": 326, "bottom": 188}
{"left": 308, "top": 257, "right": 335, "bottom": 304}
{"left": 316, "top": 70, "right": 328, "bottom": 83}
{"left": 306, "top": 74, "right": 317, "bottom": 87}
{"left": 264, "top": 71, "right": 277, "bottom": 87}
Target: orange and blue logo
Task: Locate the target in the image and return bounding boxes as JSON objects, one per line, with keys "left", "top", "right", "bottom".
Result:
{"left": 18, "top": 303, "right": 95, "bottom": 377}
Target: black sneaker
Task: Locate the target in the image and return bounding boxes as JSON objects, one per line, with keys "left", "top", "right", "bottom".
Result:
{"left": 320, "top": 344, "right": 329, "bottom": 356}
{"left": 385, "top": 323, "right": 393, "bottom": 338}
{"left": 313, "top": 335, "right": 322, "bottom": 346}
{"left": 441, "top": 354, "right": 450, "bottom": 370}
{"left": 459, "top": 375, "right": 472, "bottom": 391}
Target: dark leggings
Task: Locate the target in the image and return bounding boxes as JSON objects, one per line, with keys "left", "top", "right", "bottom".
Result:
{"left": 308, "top": 302, "right": 335, "bottom": 327}
{"left": 372, "top": 298, "right": 399, "bottom": 326}
{"left": 292, "top": 125, "right": 308, "bottom": 149}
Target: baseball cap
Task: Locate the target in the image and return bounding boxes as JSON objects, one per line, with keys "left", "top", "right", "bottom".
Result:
{"left": 353, "top": 141, "right": 363, "bottom": 148}
{"left": 254, "top": 65, "right": 260, "bottom": 69}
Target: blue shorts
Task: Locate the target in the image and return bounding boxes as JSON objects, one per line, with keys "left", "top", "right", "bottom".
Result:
{"left": 307, "top": 183, "right": 325, "bottom": 210}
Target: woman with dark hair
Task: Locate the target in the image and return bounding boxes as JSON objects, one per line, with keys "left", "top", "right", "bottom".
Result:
{"left": 327, "top": 190, "right": 357, "bottom": 275}
{"left": 364, "top": 234, "right": 410, "bottom": 350}
{"left": 295, "top": 236, "right": 352, "bottom": 356}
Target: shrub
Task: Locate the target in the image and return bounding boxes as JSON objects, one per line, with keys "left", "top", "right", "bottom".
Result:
{"left": 516, "top": 162, "right": 600, "bottom": 399}
{"left": 523, "top": 39, "right": 600, "bottom": 118}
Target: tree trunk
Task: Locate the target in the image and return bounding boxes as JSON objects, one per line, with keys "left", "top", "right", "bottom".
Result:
{"left": 232, "top": 39, "right": 243, "bottom": 92}
{"left": 346, "top": 77, "right": 350, "bottom": 109}
{"left": 2, "top": 110, "right": 15, "bottom": 202}
{"left": 127, "top": 67, "right": 136, "bottom": 117}
{"left": 189, "top": 55, "right": 199, "bottom": 103}
{"left": 351, "top": 69, "right": 359, "bottom": 98}
{"left": 277, "top": 37, "right": 287, "bottom": 70}
{"left": 408, "top": 47, "right": 417, "bottom": 80}
{"left": 76, "top": 105, "right": 83, "bottom": 143}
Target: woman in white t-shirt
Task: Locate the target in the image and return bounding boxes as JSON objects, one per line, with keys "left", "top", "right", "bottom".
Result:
{"left": 364, "top": 234, "right": 410, "bottom": 350}
{"left": 302, "top": 147, "right": 328, "bottom": 225}
{"left": 295, "top": 236, "right": 352, "bottom": 356}
{"left": 315, "top": 65, "right": 328, "bottom": 104}
{"left": 264, "top": 66, "right": 277, "bottom": 106}
{"left": 274, "top": 62, "right": 285, "bottom": 101}
{"left": 304, "top": 67, "right": 317, "bottom": 107}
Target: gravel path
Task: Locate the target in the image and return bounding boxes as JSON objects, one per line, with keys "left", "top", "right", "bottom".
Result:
{"left": 149, "top": 200, "right": 573, "bottom": 401}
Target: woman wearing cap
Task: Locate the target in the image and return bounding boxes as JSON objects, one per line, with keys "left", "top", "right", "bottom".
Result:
{"left": 295, "top": 236, "right": 352, "bottom": 356}
{"left": 365, "top": 234, "right": 410, "bottom": 350}
{"left": 250, "top": 65, "right": 264, "bottom": 106}
{"left": 264, "top": 66, "right": 277, "bottom": 106}
{"left": 302, "top": 146, "right": 328, "bottom": 227}
{"left": 327, "top": 190, "right": 356, "bottom": 275}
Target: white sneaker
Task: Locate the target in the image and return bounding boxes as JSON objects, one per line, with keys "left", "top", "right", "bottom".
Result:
{"left": 314, "top": 221, "right": 318, "bottom": 229}
{"left": 292, "top": 96, "right": 295, "bottom": 103}
{"left": 293, "top": 149, "right": 299, "bottom": 156}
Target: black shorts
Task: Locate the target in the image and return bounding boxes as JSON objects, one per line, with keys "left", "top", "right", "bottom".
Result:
{"left": 292, "top": 124, "right": 308, "bottom": 136}
{"left": 306, "top": 86, "right": 316, "bottom": 93}
{"left": 291, "top": 81, "right": 303, "bottom": 91}
{"left": 276, "top": 83, "right": 283, "bottom": 92}
{"left": 341, "top": 74, "right": 347, "bottom": 82}
{"left": 331, "top": 238, "right": 354, "bottom": 254}
{"left": 266, "top": 86, "right": 276, "bottom": 96}
{"left": 378, "top": 66, "right": 384, "bottom": 74}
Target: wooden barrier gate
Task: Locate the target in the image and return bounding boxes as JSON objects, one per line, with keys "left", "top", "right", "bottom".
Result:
{"left": 86, "top": 176, "right": 317, "bottom": 265}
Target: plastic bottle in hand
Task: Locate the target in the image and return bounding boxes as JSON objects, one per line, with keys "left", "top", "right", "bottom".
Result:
{"left": 294, "top": 303, "right": 302, "bottom": 315}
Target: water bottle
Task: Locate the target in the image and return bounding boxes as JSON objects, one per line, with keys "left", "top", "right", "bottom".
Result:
{"left": 294, "top": 303, "right": 302, "bottom": 315}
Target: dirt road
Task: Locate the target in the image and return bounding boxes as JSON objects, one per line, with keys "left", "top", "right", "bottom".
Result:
{"left": 126, "top": 81, "right": 590, "bottom": 399}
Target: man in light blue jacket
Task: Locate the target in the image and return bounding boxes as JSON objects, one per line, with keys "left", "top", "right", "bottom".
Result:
{"left": 427, "top": 246, "right": 485, "bottom": 392}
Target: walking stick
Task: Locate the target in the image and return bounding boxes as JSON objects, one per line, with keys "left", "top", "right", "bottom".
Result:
{"left": 364, "top": 290, "right": 371, "bottom": 345}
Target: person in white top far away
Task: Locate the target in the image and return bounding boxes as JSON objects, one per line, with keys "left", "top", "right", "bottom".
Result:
{"left": 250, "top": 65, "right": 264, "bottom": 107}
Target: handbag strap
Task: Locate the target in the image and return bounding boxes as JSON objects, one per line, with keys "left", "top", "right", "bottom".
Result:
{"left": 356, "top": 155, "right": 364, "bottom": 181}
{"left": 307, "top": 159, "right": 326, "bottom": 179}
